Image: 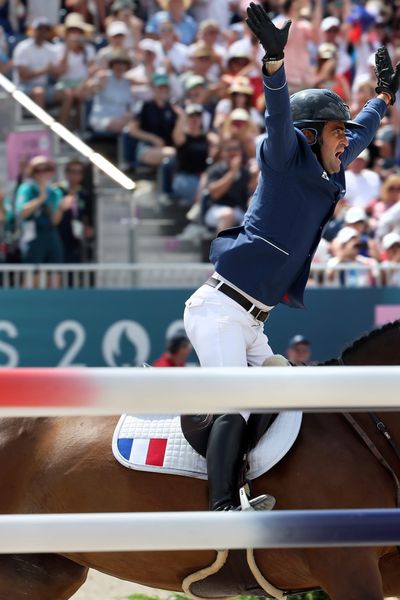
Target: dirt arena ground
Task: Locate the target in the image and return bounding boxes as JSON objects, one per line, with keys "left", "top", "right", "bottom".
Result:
{"left": 71, "top": 571, "right": 171, "bottom": 600}
{"left": 69, "top": 571, "right": 400, "bottom": 600}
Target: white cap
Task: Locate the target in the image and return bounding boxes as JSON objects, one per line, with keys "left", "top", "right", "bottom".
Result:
{"left": 138, "top": 38, "right": 161, "bottom": 54}
{"left": 230, "top": 108, "right": 250, "bottom": 122}
{"left": 336, "top": 226, "right": 359, "bottom": 245}
{"left": 321, "top": 16, "right": 341, "bottom": 31}
{"left": 357, "top": 148, "right": 370, "bottom": 162}
{"left": 382, "top": 231, "right": 400, "bottom": 250}
{"left": 107, "top": 20, "right": 128, "bottom": 37}
{"left": 344, "top": 206, "right": 367, "bottom": 224}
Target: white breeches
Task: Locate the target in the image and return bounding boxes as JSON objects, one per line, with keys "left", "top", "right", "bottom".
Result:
{"left": 183, "top": 284, "right": 274, "bottom": 421}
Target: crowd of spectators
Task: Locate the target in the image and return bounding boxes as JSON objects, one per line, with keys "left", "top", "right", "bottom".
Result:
{"left": 0, "top": 0, "right": 400, "bottom": 287}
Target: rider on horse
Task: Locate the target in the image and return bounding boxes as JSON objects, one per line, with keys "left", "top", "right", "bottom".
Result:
{"left": 184, "top": 2, "right": 400, "bottom": 511}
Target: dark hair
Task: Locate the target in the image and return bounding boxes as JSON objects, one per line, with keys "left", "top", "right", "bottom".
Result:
{"left": 66, "top": 158, "right": 85, "bottom": 171}
{"left": 167, "top": 334, "right": 190, "bottom": 354}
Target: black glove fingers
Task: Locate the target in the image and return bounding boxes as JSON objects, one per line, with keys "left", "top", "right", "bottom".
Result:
{"left": 245, "top": 13, "right": 258, "bottom": 28}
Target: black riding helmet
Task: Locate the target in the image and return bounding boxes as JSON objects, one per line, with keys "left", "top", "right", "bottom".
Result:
{"left": 290, "top": 88, "right": 365, "bottom": 145}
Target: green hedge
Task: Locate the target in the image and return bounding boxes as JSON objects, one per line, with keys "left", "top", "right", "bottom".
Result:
{"left": 122, "top": 592, "right": 330, "bottom": 600}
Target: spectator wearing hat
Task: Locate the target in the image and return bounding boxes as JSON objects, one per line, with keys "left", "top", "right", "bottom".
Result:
{"left": 126, "top": 38, "right": 163, "bottom": 102}
{"left": 153, "top": 333, "right": 192, "bottom": 367}
{"left": 286, "top": 335, "right": 311, "bottom": 365}
{"left": 106, "top": 0, "right": 143, "bottom": 50}
{"left": 96, "top": 20, "right": 134, "bottom": 69}
{"left": 15, "top": 156, "right": 70, "bottom": 275}
{"left": 381, "top": 232, "right": 400, "bottom": 286}
{"left": 314, "top": 43, "right": 351, "bottom": 104}
{"left": 320, "top": 16, "right": 352, "bottom": 83}
{"left": 225, "top": 43, "right": 251, "bottom": 78}
{"left": 145, "top": 0, "right": 197, "bottom": 45}
{"left": 220, "top": 107, "right": 258, "bottom": 161}
{"left": 63, "top": 0, "right": 107, "bottom": 29}
{"left": 195, "top": 19, "right": 225, "bottom": 79}
{"left": 12, "top": 18, "right": 74, "bottom": 123}
{"left": 128, "top": 71, "right": 177, "bottom": 177}
{"left": 343, "top": 206, "right": 379, "bottom": 259}
{"left": 184, "top": 41, "right": 219, "bottom": 88}
{"left": 214, "top": 77, "right": 263, "bottom": 131}
{"left": 183, "top": 74, "right": 214, "bottom": 130}
{"left": 171, "top": 103, "right": 210, "bottom": 205}
{"left": 53, "top": 13, "right": 96, "bottom": 127}
{"left": 344, "top": 149, "right": 381, "bottom": 210}
{"left": 327, "top": 226, "right": 379, "bottom": 286}
{"left": 374, "top": 124, "right": 397, "bottom": 175}
{"left": 87, "top": 49, "right": 134, "bottom": 133}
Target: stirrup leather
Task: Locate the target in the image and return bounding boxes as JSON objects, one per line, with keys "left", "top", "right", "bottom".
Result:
{"left": 239, "top": 486, "right": 276, "bottom": 511}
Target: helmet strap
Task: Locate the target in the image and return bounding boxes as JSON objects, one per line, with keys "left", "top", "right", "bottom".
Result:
{"left": 301, "top": 124, "right": 325, "bottom": 165}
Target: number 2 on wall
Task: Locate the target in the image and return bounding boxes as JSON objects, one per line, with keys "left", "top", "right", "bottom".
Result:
{"left": 54, "top": 320, "right": 86, "bottom": 367}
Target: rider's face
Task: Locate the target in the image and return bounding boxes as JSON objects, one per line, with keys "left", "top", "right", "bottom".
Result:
{"left": 320, "top": 121, "right": 349, "bottom": 174}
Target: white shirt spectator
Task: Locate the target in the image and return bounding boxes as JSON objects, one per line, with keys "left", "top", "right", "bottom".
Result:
{"left": 53, "top": 42, "right": 96, "bottom": 82}
{"left": 344, "top": 150, "right": 381, "bottom": 209}
{"left": 13, "top": 37, "right": 58, "bottom": 87}
{"left": 160, "top": 41, "right": 190, "bottom": 74}
{"left": 376, "top": 201, "right": 400, "bottom": 239}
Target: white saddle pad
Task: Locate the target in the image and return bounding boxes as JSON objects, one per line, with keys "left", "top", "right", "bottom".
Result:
{"left": 112, "top": 412, "right": 302, "bottom": 480}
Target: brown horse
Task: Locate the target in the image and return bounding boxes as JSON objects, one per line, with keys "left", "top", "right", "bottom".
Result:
{"left": 0, "top": 321, "right": 400, "bottom": 600}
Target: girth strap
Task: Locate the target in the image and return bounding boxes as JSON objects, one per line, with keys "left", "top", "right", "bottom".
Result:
{"left": 343, "top": 412, "right": 400, "bottom": 507}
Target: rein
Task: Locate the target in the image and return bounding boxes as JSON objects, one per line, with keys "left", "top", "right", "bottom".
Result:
{"left": 337, "top": 356, "right": 400, "bottom": 507}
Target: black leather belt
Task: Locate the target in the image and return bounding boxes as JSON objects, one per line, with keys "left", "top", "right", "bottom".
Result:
{"left": 205, "top": 277, "right": 270, "bottom": 322}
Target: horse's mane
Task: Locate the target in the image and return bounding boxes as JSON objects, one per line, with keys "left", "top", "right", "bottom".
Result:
{"left": 322, "top": 319, "right": 400, "bottom": 366}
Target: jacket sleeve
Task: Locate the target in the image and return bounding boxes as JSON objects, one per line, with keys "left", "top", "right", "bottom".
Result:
{"left": 341, "top": 98, "right": 387, "bottom": 168}
{"left": 257, "top": 64, "right": 298, "bottom": 172}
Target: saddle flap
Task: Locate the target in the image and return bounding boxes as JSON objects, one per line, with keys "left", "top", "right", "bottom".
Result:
{"left": 181, "top": 414, "right": 278, "bottom": 458}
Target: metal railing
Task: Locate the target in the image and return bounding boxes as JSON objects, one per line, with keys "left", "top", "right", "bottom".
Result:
{"left": 0, "top": 262, "right": 399, "bottom": 289}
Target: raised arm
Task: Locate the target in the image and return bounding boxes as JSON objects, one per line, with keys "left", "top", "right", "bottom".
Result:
{"left": 342, "top": 47, "right": 398, "bottom": 167}
{"left": 246, "top": 3, "right": 297, "bottom": 171}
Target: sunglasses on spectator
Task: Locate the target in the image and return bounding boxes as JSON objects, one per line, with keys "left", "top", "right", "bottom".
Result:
{"left": 67, "top": 168, "right": 84, "bottom": 174}
{"left": 388, "top": 186, "right": 400, "bottom": 191}
{"left": 34, "top": 166, "right": 54, "bottom": 173}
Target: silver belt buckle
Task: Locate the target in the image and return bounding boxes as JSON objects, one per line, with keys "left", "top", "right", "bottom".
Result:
{"left": 254, "top": 307, "right": 268, "bottom": 322}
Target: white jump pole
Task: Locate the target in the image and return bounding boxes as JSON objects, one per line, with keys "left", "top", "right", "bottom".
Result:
{"left": 0, "top": 366, "right": 399, "bottom": 416}
{"left": 0, "top": 510, "right": 400, "bottom": 553}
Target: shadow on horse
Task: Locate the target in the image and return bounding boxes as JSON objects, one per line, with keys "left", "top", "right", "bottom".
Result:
{"left": 0, "top": 321, "right": 400, "bottom": 600}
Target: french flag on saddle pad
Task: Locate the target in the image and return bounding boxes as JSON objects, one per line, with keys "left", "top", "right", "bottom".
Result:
{"left": 117, "top": 437, "right": 168, "bottom": 467}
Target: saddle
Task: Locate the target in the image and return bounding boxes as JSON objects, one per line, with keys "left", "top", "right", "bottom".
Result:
{"left": 181, "top": 413, "right": 277, "bottom": 458}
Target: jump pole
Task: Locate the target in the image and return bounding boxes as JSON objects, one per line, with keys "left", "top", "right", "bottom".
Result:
{"left": 0, "top": 366, "right": 399, "bottom": 416}
{"left": 0, "top": 509, "right": 399, "bottom": 553}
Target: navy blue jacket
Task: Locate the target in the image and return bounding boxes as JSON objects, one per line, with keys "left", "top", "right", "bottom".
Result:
{"left": 210, "top": 65, "right": 387, "bottom": 308}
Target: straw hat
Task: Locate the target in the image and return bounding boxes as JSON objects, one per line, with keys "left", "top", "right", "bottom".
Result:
{"left": 158, "top": 0, "right": 192, "bottom": 10}
{"left": 229, "top": 77, "right": 253, "bottom": 95}
{"left": 27, "top": 155, "right": 55, "bottom": 177}
{"left": 108, "top": 49, "right": 132, "bottom": 67}
{"left": 56, "top": 13, "right": 94, "bottom": 37}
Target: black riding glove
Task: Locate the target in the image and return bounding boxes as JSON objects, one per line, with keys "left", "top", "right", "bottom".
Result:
{"left": 375, "top": 46, "right": 400, "bottom": 106}
{"left": 246, "top": 2, "right": 291, "bottom": 62}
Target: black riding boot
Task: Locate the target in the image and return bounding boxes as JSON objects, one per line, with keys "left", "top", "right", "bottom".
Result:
{"left": 206, "top": 413, "right": 277, "bottom": 512}
{"left": 206, "top": 414, "right": 248, "bottom": 511}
